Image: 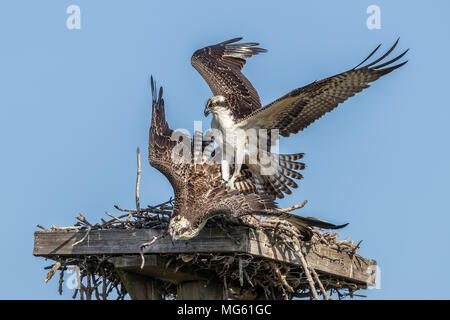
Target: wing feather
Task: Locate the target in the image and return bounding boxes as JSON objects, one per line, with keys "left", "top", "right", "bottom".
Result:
{"left": 149, "top": 76, "right": 266, "bottom": 196}
{"left": 191, "top": 38, "right": 267, "bottom": 119}
{"left": 238, "top": 39, "right": 408, "bottom": 136}
{"left": 148, "top": 76, "right": 185, "bottom": 184}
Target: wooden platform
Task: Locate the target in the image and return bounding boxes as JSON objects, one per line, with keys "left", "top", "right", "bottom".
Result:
{"left": 33, "top": 226, "right": 377, "bottom": 288}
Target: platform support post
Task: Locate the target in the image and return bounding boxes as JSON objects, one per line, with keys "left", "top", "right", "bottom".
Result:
{"left": 116, "top": 270, "right": 162, "bottom": 300}
{"left": 177, "top": 279, "right": 225, "bottom": 300}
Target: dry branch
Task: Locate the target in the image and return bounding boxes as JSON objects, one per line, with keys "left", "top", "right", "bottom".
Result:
{"left": 136, "top": 147, "right": 141, "bottom": 215}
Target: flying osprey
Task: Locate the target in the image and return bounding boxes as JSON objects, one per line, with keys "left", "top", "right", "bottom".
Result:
{"left": 148, "top": 77, "right": 346, "bottom": 241}
{"left": 192, "top": 37, "right": 408, "bottom": 190}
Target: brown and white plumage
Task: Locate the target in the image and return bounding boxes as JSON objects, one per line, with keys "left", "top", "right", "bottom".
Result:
{"left": 194, "top": 38, "right": 408, "bottom": 195}
{"left": 238, "top": 38, "right": 409, "bottom": 135}
{"left": 192, "top": 37, "right": 266, "bottom": 120}
{"left": 193, "top": 38, "right": 307, "bottom": 198}
{"left": 148, "top": 77, "right": 345, "bottom": 240}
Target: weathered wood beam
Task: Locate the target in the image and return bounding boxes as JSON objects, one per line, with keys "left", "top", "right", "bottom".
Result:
{"left": 115, "top": 269, "right": 162, "bottom": 300}
{"left": 33, "top": 227, "right": 377, "bottom": 286}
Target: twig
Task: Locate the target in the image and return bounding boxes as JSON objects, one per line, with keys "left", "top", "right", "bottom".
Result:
{"left": 36, "top": 224, "right": 49, "bottom": 231}
{"left": 270, "top": 261, "right": 294, "bottom": 293}
{"left": 310, "top": 267, "right": 332, "bottom": 300}
{"left": 136, "top": 147, "right": 141, "bottom": 216}
{"left": 76, "top": 213, "right": 93, "bottom": 227}
{"left": 278, "top": 200, "right": 308, "bottom": 213}
{"left": 51, "top": 225, "right": 83, "bottom": 231}
{"left": 105, "top": 211, "right": 125, "bottom": 225}
{"left": 352, "top": 240, "right": 363, "bottom": 254}
{"left": 238, "top": 257, "right": 244, "bottom": 287}
{"left": 139, "top": 232, "right": 169, "bottom": 269}
{"left": 45, "top": 261, "right": 61, "bottom": 283}
{"left": 294, "top": 244, "right": 319, "bottom": 300}
{"left": 58, "top": 268, "right": 64, "bottom": 295}
{"left": 113, "top": 205, "right": 171, "bottom": 216}
{"left": 72, "top": 226, "right": 92, "bottom": 247}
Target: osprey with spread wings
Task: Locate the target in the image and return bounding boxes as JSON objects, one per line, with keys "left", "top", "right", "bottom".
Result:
{"left": 192, "top": 38, "right": 408, "bottom": 192}
{"left": 148, "top": 77, "right": 346, "bottom": 241}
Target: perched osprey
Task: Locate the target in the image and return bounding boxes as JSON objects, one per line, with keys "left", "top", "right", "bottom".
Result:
{"left": 192, "top": 37, "right": 408, "bottom": 190}
{"left": 148, "top": 77, "right": 346, "bottom": 241}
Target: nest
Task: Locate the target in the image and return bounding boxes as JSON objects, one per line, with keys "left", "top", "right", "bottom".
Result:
{"left": 39, "top": 148, "right": 369, "bottom": 300}
{"left": 40, "top": 198, "right": 368, "bottom": 300}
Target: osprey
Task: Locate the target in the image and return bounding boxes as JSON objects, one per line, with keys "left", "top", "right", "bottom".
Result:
{"left": 192, "top": 37, "right": 408, "bottom": 190}
{"left": 148, "top": 77, "right": 346, "bottom": 241}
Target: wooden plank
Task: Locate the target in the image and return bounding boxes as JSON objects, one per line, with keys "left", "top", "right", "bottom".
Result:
{"left": 33, "top": 227, "right": 247, "bottom": 256}
{"left": 247, "top": 229, "right": 377, "bottom": 285}
{"left": 33, "top": 227, "right": 376, "bottom": 286}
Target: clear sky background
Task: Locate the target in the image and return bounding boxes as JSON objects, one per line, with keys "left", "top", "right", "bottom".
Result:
{"left": 0, "top": 0, "right": 449, "bottom": 299}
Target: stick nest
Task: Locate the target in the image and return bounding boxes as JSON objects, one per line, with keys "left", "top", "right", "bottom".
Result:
{"left": 39, "top": 198, "right": 369, "bottom": 300}
{"left": 38, "top": 148, "right": 370, "bottom": 300}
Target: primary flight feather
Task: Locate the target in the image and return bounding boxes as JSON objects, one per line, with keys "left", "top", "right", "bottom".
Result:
{"left": 192, "top": 37, "right": 408, "bottom": 192}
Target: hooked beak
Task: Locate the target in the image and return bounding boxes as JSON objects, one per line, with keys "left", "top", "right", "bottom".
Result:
{"left": 204, "top": 105, "right": 211, "bottom": 117}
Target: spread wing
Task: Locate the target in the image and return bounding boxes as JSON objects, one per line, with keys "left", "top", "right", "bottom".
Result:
{"left": 238, "top": 39, "right": 408, "bottom": 136}
{"left": 148, "top": 77, "right": 190, "bottom": 187}
{"left": 148, "top": 77, "right": 258, "bottom": 195}
{"left": 191, "top": 37, "right": 267, "bottom": 119}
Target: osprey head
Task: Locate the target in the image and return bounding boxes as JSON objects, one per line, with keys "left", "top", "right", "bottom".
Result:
{"left": 168, "top": 215, "right": 207, "bottom": 241}
{"left": 204, "top": 95, "right": 227, "bottom": 117}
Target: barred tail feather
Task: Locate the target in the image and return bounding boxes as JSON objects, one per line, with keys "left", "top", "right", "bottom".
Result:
{"left": 280, "top": 166, "right": 304, "bottom": 180}
{"left": 279, "top": 153, "right": 305, "bottom": 161}
{"left": 258, "top": 174, "right": 285, "bottom": 199}
{"left": 264, "top": 174, "right": 291, "bottom": 199}
{"left": 257, "top": 152, "right": 305, "bottom": 199}
{"left": 279, "top": 159, "right": 306, "bottom": 171}
{"left": 234, "top": 180, "right": 257, "bottom": 194}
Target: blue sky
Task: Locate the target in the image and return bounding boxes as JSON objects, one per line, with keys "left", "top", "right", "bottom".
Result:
{"left": 0, "top": 0, "right": 449, "bottom": 299}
